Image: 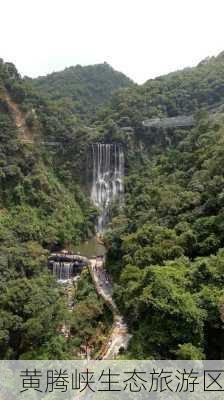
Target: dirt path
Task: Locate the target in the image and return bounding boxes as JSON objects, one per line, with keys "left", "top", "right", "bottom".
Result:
{"left": 89, "top": 258, "right": 131, "bottom": 359}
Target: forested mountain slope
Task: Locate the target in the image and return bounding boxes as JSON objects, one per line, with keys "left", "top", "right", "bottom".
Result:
{"left": 29, "top": 63, "right": 133, "bottom": 121}
{"left": 96, "top": 51, "right": 224, "bottom": 130}
{"left": 0, "top": 59, "right": 99, "bottom": 359}
{"left": 102, "top": 52, "right": 224, "bottom": 360}
{"left": 1, "top": 51, "right": 224, "bottom": 360}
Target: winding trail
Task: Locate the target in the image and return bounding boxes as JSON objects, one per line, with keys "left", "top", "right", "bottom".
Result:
{"left": 89, "top": 258, "right": 132, "bottom": 359}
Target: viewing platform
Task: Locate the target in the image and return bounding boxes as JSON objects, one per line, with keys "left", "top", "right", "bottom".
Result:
{"left": 142, "top": 115, "right": 195, "bottom": 129}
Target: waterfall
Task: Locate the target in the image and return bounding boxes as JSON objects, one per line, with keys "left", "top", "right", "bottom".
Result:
{"left": 91, "top": 143, "right": 124, "bottom": 232}
{"left": 53, "top": 261, "right": 73, "bottom": 281}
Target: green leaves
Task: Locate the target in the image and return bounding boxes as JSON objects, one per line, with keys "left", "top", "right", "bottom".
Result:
{"left": 105, "top": 74, "right": 224, "bottom": 359}
{"left": 122, "top": 224, "right": 184, "bottom": 267}
{"left": 0, "top": 275, "right": 66, "bottom": 359}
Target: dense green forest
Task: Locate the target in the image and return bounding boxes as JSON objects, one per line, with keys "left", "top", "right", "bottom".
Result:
{"left": 0, "top": 59, "right": 99, "bottom": 358}
{"left": 1, "top": 52, "right": 224, "bottom": 360}
{"left": 105, "top": 114, "right": 224, "bottom": 359}
{"left": 103, "top": 53, "right": 224, "bottom": 360}
{"left": 29, "top": 63, "right": 133, "bottom": 122}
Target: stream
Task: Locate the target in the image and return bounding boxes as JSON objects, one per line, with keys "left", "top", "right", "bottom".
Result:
{"left": 73, "top": 237, "right": 131, "bottom": 359}
{"left": 64, "top": 142, "right": 127, "bottom": 358}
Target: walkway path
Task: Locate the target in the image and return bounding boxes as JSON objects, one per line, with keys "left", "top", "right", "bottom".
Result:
{"left": 89, "top": 258, "right": 132, "bottom": 359}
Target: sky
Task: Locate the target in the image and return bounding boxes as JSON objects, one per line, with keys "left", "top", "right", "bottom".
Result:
{"left": 1, "top": 0, "right": 224, "bottom": 84}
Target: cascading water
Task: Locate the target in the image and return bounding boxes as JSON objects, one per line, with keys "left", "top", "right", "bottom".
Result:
{"left": 53, "top": 261, "right": 73, "bottom": 281}
{"left": 91, "top": 143, "right": 124, "bottom": 232}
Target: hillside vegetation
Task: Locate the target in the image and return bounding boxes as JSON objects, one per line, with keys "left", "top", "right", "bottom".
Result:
{"left": 30, "top": 62, "right": 133, "bottom": 122}
{"left": 103, "top": 52, "right": 224, "bottom": 359}
{"left": 1, "top": 52, "right": 224, "bottom": 360}
{"left": 0, "top": 59, "right": 97, "bottom": 358}
{"left": 96, "top": 52, "right": 224, "bottom": 130}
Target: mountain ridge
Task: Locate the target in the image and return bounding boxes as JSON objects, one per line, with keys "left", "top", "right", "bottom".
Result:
{"left": 1, "top": 52, "right": 224, "bottom": 360}
{"left": 29, "top": 62, "right": 134, "bottom": 121}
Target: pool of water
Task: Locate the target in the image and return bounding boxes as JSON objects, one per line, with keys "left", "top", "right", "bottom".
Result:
{"left": 75, "top": 237, "right": 106, "bottom": 258}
